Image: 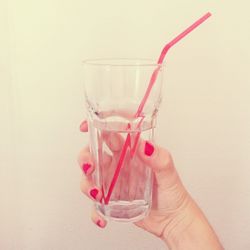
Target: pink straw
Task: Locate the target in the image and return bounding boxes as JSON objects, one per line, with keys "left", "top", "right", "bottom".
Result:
{"left": 104, "top": 12, "right": 212, "bottom": 205}
{"left": 136, "top": 12, "right": 211, "bottom": 117}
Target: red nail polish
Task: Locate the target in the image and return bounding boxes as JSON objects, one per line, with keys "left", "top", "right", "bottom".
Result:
{"left": 82, "top": 163, "right": 91, "bottom": 174}
{"left": 96, "top": 220, "right": 102, "bottom": 227}
{"left": 79, "top": 120, "right": 87, "bottom": 131}
{"left": 144, "top": 141, "right": 154, "bottom": 156}
{"left": 90, "top": 188, "right": 98, "bottom": 199}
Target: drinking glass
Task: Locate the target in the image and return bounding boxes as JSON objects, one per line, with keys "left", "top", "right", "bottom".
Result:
{"left": 83, "top": 59, "right": 165, "bottom": 222}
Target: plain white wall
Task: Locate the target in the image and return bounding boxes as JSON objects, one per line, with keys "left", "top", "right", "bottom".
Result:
{"left": 1, "top": 0, "right": 250, "bottom": 249}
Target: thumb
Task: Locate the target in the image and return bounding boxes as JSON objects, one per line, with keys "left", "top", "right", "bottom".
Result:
{"left": 137, "top": 140, "right": 182, "bottom": 189}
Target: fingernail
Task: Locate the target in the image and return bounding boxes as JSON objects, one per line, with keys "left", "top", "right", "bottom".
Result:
{"left": 90, "top": 188, "right": 98, "bottom": 199}
{"left": 79, "top": 120, "right": 87, "bottom": 131}
{"left": 144, "top": 141, "right": 154, "bottom": 156}
{"left": 96, "top": 219, "right": 102, "bottom": 228}
{"left": 82, "top": 163, "right": 91, "bottom": 174}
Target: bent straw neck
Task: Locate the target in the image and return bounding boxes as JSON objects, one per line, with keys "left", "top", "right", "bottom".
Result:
{"left": 135, "top": 12, "right": 212, "bottom": 118}
{"left": 158, "top": 12, "right": 211, "bottom": 64}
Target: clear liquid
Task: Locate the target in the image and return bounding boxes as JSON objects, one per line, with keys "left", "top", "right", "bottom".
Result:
{"left": 88, "top": 112, "right": 154, "bottom": 222}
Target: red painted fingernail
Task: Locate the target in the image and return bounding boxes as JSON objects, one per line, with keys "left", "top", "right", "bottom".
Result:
{"left": 144, "top": 141, "right": 154, "bottom": 156}
{"left": 96, "top": 220, "right": 102, "bottom": 228}
{"left": 90, "top": 188, "right": 98, "bottom": 199}
{"left": 79, "top": 120, "right": 87, "bottom": 131}
{"left": 82, "top": 163, "right": 91, "bottom": 174}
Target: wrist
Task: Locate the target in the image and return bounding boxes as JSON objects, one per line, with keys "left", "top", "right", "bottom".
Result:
{"left": 160, "top": 195, "right": 196, "bottom": 244}
{"left": 161, "top": 198, "right": 223, "bottom": 250}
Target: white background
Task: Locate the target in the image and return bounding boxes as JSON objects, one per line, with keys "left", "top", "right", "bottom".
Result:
{"left": 1, "top": 1, "right": 250, "bottom": 249}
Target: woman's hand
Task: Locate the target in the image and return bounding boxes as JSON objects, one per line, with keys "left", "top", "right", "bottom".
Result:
{"left": 78, "top": 120, "right": 223, "bottom": 249}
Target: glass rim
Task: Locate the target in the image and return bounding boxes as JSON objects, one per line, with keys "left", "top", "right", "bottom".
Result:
{"left": 82, "top": 58, "right": 166, "bottom": 67}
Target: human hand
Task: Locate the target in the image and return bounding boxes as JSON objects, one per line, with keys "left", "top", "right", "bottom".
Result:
{"left": 78, "top": 120, "right": 223, "bottom": 249}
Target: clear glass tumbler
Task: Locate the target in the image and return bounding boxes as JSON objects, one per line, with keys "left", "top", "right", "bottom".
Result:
{"left": 83, "top": 59, "right": 165, "bottom": 222}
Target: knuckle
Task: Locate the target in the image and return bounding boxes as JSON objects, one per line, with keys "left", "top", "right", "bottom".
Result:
{"left": 77, "top": 151, "right": 83, "bottom": 165}
{"left": 80, "top": 178, "right": 87, "bottom": 194}
{"left": 77, "top": 146, "right": 91, "bottom": 166}
{"left": 159, "top": 148, "right": 174, "bottom": 170}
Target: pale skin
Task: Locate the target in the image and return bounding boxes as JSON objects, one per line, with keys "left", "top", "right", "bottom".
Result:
{"left": 78, "top": 120, "right": 224, "bottom": 250}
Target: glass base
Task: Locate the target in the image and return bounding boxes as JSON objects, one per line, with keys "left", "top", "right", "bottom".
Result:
{"left": 95, "top": 200, "right": 149, "bottom": 223}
